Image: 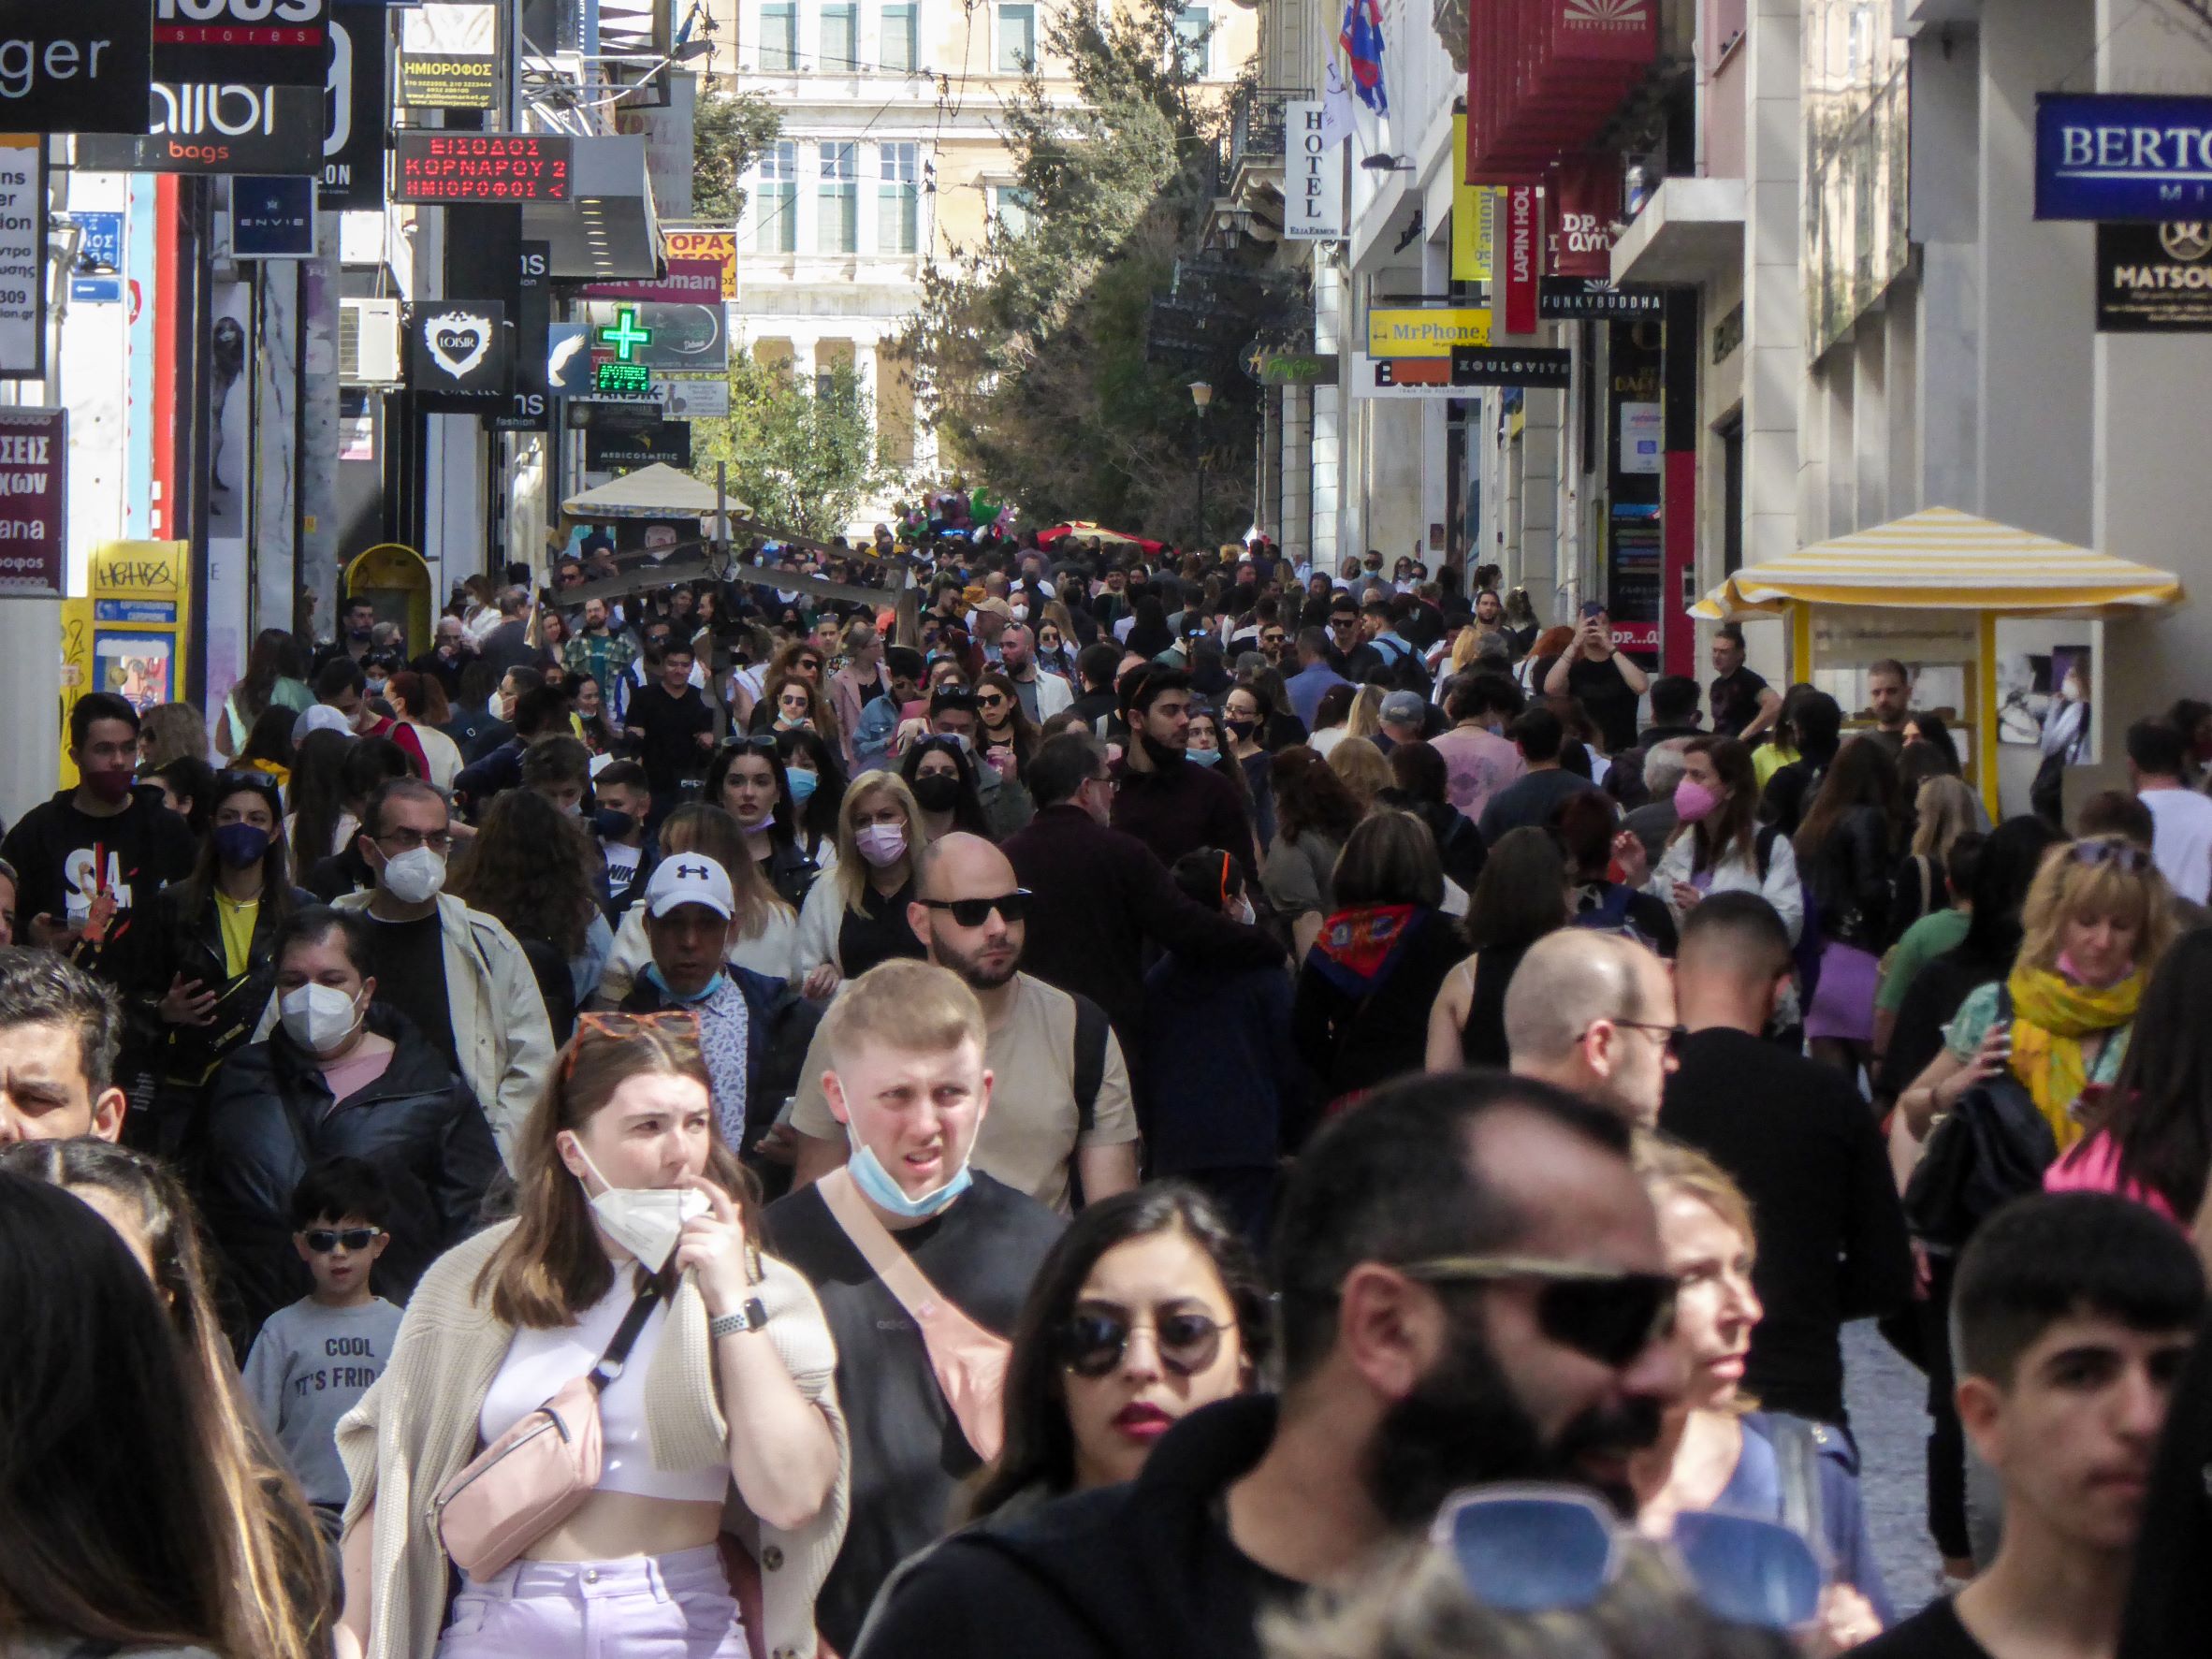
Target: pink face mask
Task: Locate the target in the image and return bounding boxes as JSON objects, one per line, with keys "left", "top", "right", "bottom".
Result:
{"left": 1674, "top": 779, "right": 1722, "bottom": 823}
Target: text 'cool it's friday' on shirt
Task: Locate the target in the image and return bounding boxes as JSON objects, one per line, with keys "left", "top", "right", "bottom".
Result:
{"left": 242, "top": 1296, "right": 404, "bottom": 1511}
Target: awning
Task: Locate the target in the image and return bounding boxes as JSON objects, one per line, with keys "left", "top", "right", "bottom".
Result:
{"left": 561, "top": 463, "right": 741, "bottom": 521}
{"left": 1691, "top": 507, "right": 2185, "bottom": 618}
{"left": 523, "top": 134, "right": 661, "bottom": 279}
{"left": 1037, "top": 522, "right": 1167, "bottom": 554}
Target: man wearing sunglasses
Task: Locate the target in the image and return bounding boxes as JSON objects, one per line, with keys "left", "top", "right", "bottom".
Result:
{"left": 857, "top": 1071, "right": 1684, "bottom": 1659}
{"left": 788, "top": 833, "right": 1141, "bottom": 1215}
{"left": 1504, "top": 928, "right": 1681, "bottom": 1127}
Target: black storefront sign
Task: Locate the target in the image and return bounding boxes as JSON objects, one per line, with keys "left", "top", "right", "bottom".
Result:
{"left": 1449, "top": 345, "right": 1573, "bottom": 389}
{"left": 584, "top": 409, "right": 692, "bottom": 473}
{"left": 1538, "top": 277, "right": 1666, "bottom": 319}
{"left": 232, "top": 173, "right": 315, "bottom": 256}
{"left": 2094, "top": 221, "right": 2212, "bottom": 331}
{"left": 496, "top": 240, "right": 552, "bottom": 432}
{"left": 154, "top": 0, "right": 329, "bottom": 87}
{"left": 0, "top": 2, "right": 154, "bottom": 134}
{"left": 76, "top": 80, "right": 324, "bottom": 173}
{"left": 322, "top": 3, "right": 388, "bottom": 210}
{"left": 405, "top": 299, "right": 511, "bottom": 410}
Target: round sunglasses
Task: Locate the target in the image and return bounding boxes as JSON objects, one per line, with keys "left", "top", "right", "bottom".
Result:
{"left": 1057, "top": 1308, "right": 1228, "bottom": 1377}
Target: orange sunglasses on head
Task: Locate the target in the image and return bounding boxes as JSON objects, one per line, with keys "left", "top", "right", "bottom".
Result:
{"left": 561, "top": 1010, "right": 701, "bottom": 1081}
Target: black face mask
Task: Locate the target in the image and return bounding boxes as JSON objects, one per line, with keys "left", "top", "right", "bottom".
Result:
{"left": 910, "top": 773, "right": 965, "bottom": 814}
{"left": 593, "top": 807, "right": 636, "bottom": 841}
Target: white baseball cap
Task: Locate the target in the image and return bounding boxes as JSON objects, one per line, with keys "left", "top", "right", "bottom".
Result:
{"left": 645, "top": 854, "right": 735, "bottom": 920}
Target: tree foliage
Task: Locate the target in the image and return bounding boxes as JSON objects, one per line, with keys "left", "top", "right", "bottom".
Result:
{"left": 691, "top": 87, "right": 783, "bottom": 224}
{"left": 896, "top": 0, "right": 1254, "bottom": 545}
{"left": 690, "top": 357, "right": 894, "bottom": 541}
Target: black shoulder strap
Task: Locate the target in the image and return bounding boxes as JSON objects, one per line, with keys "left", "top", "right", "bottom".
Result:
{"left": 587, "top": 1270, "right": 669, "bottom": 1390}
{"left": 1071, "top": 994, "right": 1111, "bottom": 1133}
{"left": 1754, "top": 822, "right": 1777, "bottom": 882}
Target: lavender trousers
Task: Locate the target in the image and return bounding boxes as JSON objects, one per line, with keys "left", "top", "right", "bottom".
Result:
{"left": 434, "top": 1546, "right": 749, "bottom": 1659}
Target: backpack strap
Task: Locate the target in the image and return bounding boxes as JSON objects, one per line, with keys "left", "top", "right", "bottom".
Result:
{"left": 1071, "top": 993, "right": 1110, "bottom": 1134}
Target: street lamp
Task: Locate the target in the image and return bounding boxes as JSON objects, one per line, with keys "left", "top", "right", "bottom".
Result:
{"left": 1189, "top": 381, "right": 1214, "bottom": 548}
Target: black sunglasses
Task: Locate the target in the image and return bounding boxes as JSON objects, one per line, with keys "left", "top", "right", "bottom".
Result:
{"left": 920, "top": 890, "right": 1032, "bottom": 927}
{"left": 1400, "top": 1256, "right": 1678, "bottom": 1368}
{"left": 1609, "top": 1018, "right": 1691, "bottom": 1057}
{"left": 1058, "top": 1308, "right": 1228, "bottom": 1378}
{"left": 723, "top": 735, "right": 781, "bottom": 756}
{"left": 302, "top": 1227, "right": 381, "bottom": 1254}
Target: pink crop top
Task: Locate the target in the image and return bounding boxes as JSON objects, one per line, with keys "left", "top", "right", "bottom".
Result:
{"left": 479, "top": 1279, "right": 727, "bottom": 1503}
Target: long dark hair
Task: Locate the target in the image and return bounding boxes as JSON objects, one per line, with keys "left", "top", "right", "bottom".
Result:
{"left": 453, "top": 787, "right": 601, "bottom": 958}
{"left": 1955, "top": 816, "right": 2063, "bottom": 974}
{"left": 705, "top": 736, "right": 799, "bottom": 851}
{"left": 234, "top": 627, "right": 305, "bottom": 720}
{"left": 1677, "top": 735, "right": 1760, "bottom": 876}
{"left": 285, "top": 729, "right": 357, "bottom": 870}
{"left": 1795, "top": 735, "right": 1903, "bottom": 866}
{"left": 2102, "top": 930, "right": 2212, "bottom": 1218}
{"left": 1271, "top": 745, "right": 1362, "bottom": 846}
{"left": 776, "top": 725, "right": 849, "bottom": 847}
{"left": 900, "top": 735, "right": 994, "bottom": 837}
{"left": 1463, "top": 826, "right": 1570, "bottom": 951}
{"left": 976, "top": 670, "right": 1041, "bottom": 766}
{"left": 172, "top": 773, "right": 298, "bottom": 940}
{"left": 240, "top": 705, "right": 298, "bottom": 772}
{"left": 966, "top": 1184, "right": 1269, "bottom": 1521}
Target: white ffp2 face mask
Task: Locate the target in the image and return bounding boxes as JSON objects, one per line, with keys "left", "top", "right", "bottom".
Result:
{"left": 280, "top": 982, "right": 363, "bottom": 1054}
{"left": 380, "top": 846, "right": 447, "bottom": 905}
{"left": 569, "top": 1141, "right": 710, "bottom": 1270}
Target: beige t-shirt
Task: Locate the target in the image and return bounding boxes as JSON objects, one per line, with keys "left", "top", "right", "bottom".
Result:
{"left": 791, "top": 972, "right": 1139, "bottom": 1213}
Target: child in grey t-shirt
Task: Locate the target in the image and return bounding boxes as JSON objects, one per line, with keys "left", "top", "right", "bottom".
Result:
{"left": 242, "top": 1158, "right": 405, "bottom": 1528}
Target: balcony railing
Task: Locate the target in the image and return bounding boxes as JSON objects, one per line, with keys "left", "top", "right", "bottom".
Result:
{"left": 1230, "top": 86, "right": 1308, "bottom": 174}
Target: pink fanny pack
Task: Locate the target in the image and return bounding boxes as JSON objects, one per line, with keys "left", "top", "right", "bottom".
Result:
{"left": 817, "top": 1169, "right": 1011, "bottom": 1462}
{"left": 433, "top": 1273, "right": 666, "bottom": 1579}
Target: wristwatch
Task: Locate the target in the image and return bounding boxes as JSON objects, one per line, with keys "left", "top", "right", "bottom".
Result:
{"left": 709, "top": 1298, "right": 769, "bottom": 1340}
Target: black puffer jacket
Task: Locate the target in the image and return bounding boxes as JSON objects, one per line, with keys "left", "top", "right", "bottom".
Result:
{"left": 194, "top": 1004, "right": 501, "bottom": 1347}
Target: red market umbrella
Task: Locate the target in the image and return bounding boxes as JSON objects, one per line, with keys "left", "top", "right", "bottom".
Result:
{"left": 1036, "top": 521, "right": 1168, "bottom": 555}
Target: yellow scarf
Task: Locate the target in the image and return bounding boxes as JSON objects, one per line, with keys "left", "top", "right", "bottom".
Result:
{"left": 2004, "top": 964, "right": 2143, "bottom": 1150}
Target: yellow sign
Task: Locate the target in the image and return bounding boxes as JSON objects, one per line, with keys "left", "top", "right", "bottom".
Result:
{"left": 1367, "top": 308, "right": 1493, "bottom": 357}
{"left": 1451, "top": 116, "right": 1494, "bottom": 283}
{"left": 663, "top": 228, "right": 739, "bottom": 301}
{"left": 59, "top": 541, "right": 192, "bottom": 787}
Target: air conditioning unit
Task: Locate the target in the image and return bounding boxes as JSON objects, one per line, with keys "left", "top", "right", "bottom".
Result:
{"left": 339, "top": 298, "right": 403, "bottom": 385}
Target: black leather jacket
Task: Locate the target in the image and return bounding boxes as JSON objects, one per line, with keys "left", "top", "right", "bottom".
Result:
{"left": 1800, "top": 805, "right": 1893, "bottom": 950}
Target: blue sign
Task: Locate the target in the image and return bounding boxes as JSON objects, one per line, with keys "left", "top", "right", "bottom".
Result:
{"left": 2038, "top": 94, "right": 2212, "bottom": 220}
{"left": 70, "top": 210, "right": 125, "bottom": 303}
{"left": 232, "top": 176, "right": 317, "bottom": 259}
{"left": 95, "top": 600, "right": 179, "bottom": 624}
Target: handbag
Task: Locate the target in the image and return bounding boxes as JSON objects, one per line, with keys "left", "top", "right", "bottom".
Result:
{"left": 433, "top": 1273, "right": 667, "bottom": 1579}
{"left": 1902, "top": 993, "right": 2058, "bottom": 1254}
{"left": 816, "top": 1168, "right": 1011, "bottom": 1462}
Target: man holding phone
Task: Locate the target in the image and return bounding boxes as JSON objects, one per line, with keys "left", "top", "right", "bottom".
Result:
{"left": 1543, "top": 601, "right": 1649, "bottom": 753}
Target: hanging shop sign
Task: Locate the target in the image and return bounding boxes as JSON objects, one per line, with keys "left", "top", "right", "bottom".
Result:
{"left": 1502, "top": 185, "right": 1540, "bottom": 334}
{"left": 1349, "top": 354, "right": 1467, "bottom": 400}
{"left": 1366, "top": 308, "right": 1492, "bottom": 357}
{"left": 2095, "top": 220, "right": 2212, "bottom": 331}
{"left": 391, "top": 130, "right": 570, "bottom": 201}
{"left": 1540, "top": 276, "right": 1665, "bottom": 318}
{"left": 322, "top": 2, "right": 389, "bottom": 211}
{"left": 1548, "top": 153, "right": 1620, "bottom": 279}
{"left": 0, "top": 135, "right": 46, "bottom": 380}
{"left": 578, "top": 299, "right": 728, "bottom": 373}
{"left": 1450, "top": 345, "right": 1573, "bottom": 388}
{"left": 2037, "top": 95, "right": 2212, "bottom": 221}
{"left": 0, "top": 407, "right": 66, "bottom": 596}
{"left": 584, "top": 410, "right": 692, "bottom": 472}
{"left": 154, "top": 0, "right": 328, "bottom": 87}
{"left": 662, "top": 228, "right": 739, "bottom": 300}
{"left": 231, "top": 173, "right": 315, "bottom": 256}
{"left": 397, "top": 2, "right": 497, "bottom": 109}
{"left": 658, "top": 377, "right": 729, "bottom": 419}
{"left": 72, "top": 210, "right": 124, "bottom": 303}
{"left": 1243, "top": 346, "right": 1337, "bottom": 386}
{"left": 404, "top": 299, "right": 510, "bottom": 409}
{"left": 0, "top": 2, "right": 154, "bottom": 133}
{"left": 575, "top": 259, "right": 723, "bottom": 304}
{"left": 495, "top": 240, "right": 551, "bottom": 431}
{"left": 76, "top": 80, "right": 324, "bottom": 172}
{"left": 1284, "top": 99, "right": 1343, "bottom": 240}
{"left": 546, "top": 322, "right": 592, "bottom": 395}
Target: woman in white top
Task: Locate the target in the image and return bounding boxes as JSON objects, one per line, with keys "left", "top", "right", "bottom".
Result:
{"left": 598, "top": 803, "right": 801, "bottom": 1006}
{"left": 387, "top": 669, "right": 465, "bottom": 791}
{"left": 333, "top": 1016, "right": 847, "bottom": 1659}
{"left": 1611, "top": 735, "right": 1804, "bottom": 942}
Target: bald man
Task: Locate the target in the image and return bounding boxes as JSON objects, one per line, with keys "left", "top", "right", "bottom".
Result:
{"left": 787, "top": 834, "right": 1142, "bottom": 1212}
{"left": 1503, "top": 929, "right": 1679, "bottom": 1125}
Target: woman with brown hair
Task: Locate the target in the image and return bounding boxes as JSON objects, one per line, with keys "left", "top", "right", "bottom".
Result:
{"left": 975, "top": 669, "right": 1041, "bottom": 781}
{"left": 1792, "top": 735, "right": 1905, "bottom": 1079}
{"left": 333, "top": 1015, "right": 847, "bottom": 1659}
{"left": 1263, "top": 745, "right": 1366, "bottom": 956}
{"left": 138, "top": 701, "right": 211, "bottom": 771}
{"left": 751, "top": 667, "right": 843, "bottom": 754}
{"left": 386, "top": 669, "right": 464, "bottom": 790}
{"left": 1425, "top": 825, "right": 1575, "bottom": 1070}
{"left": 1324, "top": 735, "right": 1392, "bottom": 816}
{"left": 1613, "top": 735, "right": 1805, "bottom": 945}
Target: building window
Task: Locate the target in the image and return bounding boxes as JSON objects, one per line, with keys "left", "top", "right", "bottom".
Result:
{"left": 820, "top": 1, "right": 857, "bottom": 69}
{"left": 880, "top": 2, "right": 916, "bottom": 70}
{"left": 990, "top": 183, "right": 1034, "bottom": 240}
{"left": 997, "top": 3, "right": 1034, "bottom": 72}
{"left": 819, "top": 141, "right": 859, "bottom": 252}
{"left": 1173, "top": 6, "right": 1210, "bottom": 78}
{"left": 751, "top": 141, "right": 798, "bottom": 251}
{"left": 759, "top": 1, "right": 796, "bottom": 69}
{"left": 879, "top": 142, "right": 920, "bottom": 253}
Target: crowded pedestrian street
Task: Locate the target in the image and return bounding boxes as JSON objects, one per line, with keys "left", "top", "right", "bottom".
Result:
{"left": 10, "top": 4, "right": 2212, "bottom": 1659}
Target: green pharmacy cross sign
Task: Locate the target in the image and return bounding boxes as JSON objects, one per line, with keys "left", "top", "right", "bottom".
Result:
{"left": 597, "top": 306, "right": 653, "bottom": 362}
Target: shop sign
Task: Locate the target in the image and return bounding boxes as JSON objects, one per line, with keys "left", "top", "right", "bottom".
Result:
{"left": 2038, "top": 95, "right": 2212, "bottom": 221}
{"left": 322, "top": 2, "right": 389, "bottom": 211}
{"left": 1450, "top": 116, "right": 1492, "bottom": 282}
{"left": 1539, "top": 277, "right": 1664, "bottom": 318}
{"left": 397, "top": 2, "right": 496, "bottom": 109}
{"left": 232, "top": 174, "right": 314, "bottom": 256}
{"left": 658, "top": 377, "right": 729, "bottom": 419}
{"left": 495, "top": 240, "right": 551, "bottom": 432}
{"left": 662, "top": 228, "right": 739, "bottom": 300}
{"left": 576, "top": 260, "right": 723, "bottom": 304}
{"left": 0, "top": 1, "right": 154, "bottom": 133}
{"left": 2095, "top": 220, "right": 2212, "bottom": 330}
{"left": 1285, "top": 99, "right": 1342, "bottom": 240}
{"left": 1348, "top": 354, "right": 1465, "bottom": 399}
{"left": 1243, "top": 346, "right": 1335, "bottom": 386}
{"left": 578, "top": 299, "right": 728, "bottom": 373}
{"left": 76, "top": 80, "right": 323, "bottom": 172}
{"left": 0, "top": 407, "right": 65, "bottom": 596}
{"left": 1503, "top": 185, "right": 1540, "bottom": 334}
{"left": 0, "top": 136, "right": 45, "bottom": 379}
{"left": 391, "top": 130, "right": 570, "bottom": 201}
{"left": 585, "top": 411, "right": 692, "bottom": 472}
{"left": 154, "top": 0, "right": 327, "bottom": 87}
{"left": 404, "top": 299, "right": 510, "bottom": 408}
{"left": 1449, "top": 345, "right": 1572, "bottom": 388}
{"left": 1548, "top": 153, "right": 1619, "bottom": 279}
{"left": 1366, "top": 308, "right": 1492, "bottom": 357}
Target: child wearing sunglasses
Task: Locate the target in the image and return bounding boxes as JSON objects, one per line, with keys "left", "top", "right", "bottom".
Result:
{"left": 242, "top": 1156, "right": 402, "bottom": 1537}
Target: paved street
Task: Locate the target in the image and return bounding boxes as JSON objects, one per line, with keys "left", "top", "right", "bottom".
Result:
{"left": 1843, "top": 1319, "right": 1944, "bottom": 1617}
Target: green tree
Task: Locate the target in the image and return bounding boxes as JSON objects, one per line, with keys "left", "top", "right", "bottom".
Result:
{"left": 691, "top": 357, "right": 893, "bottom": 540}
{"left": 896, "top": 0, "right": 1255, "bottom": 544}
{"left": 691, "top": 87, "right": 783, "bottom": 224}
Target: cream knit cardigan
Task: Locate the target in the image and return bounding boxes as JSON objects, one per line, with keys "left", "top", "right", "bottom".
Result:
{"left": 337, "top": 1221, "right": 849, "bottom": 1659}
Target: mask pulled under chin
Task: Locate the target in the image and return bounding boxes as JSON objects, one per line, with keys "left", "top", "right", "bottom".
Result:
{"left": 572, "top": 1141, "right": 711, "bottom": 1270}
{"left": 846, "top": 1129, "right": 972, "bottom": 1219}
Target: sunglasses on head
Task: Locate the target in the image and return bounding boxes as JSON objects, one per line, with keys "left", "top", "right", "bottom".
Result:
{"left": 1398, "top": 1255, "right": 1678, "bottom": 1368}
{"left": 921, "top": 889, "right": 1033, "bottom": 927}
{"left": 302, "top": 1227, "right": 381, "bottom": 1254}
{"left": 2070, "top": 838, "right": 2153, "bottom": 873}
{"left": 1057, "top": 1307, "right": 1229, "bottom": 1378}
{"left": 1434, "top": 1486, "right": 1826, "bottom": 1630}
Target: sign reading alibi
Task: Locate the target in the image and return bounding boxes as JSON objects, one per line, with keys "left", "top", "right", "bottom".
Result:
{"left": 2038, "top": 94, "right": 2212, "bottom": 220}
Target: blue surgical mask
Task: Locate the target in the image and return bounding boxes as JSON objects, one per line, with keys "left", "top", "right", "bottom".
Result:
{"left": 1186, "top": 747, "right": 1223, "bottom": 766}
{"left": 787, "top": 769, "right": 820, "bottom": 805}
{"left": 845, "top": 1130, "right": 973, "bottom": 1220}
{"left": 643, "top": 963, "right": 727, "bottom": 1006}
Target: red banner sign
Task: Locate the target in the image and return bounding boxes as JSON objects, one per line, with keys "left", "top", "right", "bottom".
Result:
{"left": 1549, "top": 153, "right": 1620, "bottom": 279}
{"left": 0, "top": 407, "right": 67, "bottom": 598}
{"left": 1504, "top": 185, "right": 1541, "bottom": 335}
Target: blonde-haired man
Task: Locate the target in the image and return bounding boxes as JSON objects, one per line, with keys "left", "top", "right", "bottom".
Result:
{"left": 765, "top": 958, "right": 1067, "bottom": 1655}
